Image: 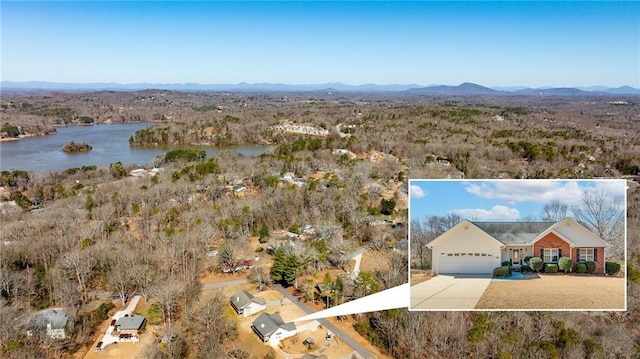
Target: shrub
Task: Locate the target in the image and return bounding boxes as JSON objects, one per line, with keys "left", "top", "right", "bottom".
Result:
{"left": 62, "top": 140, "right": 92, "bottom": 153}
{"left": 96, "top": 301, "right": 115, "bottom": 321}
{"left": 576, "top": 263, "right": 587, "bottom": 273}
{"left": 493, "top": 265, "right": 512, "bottom": 278}
{"left": 558, "top": 257, "right": 573, "bottom": 273}
{"left": 521, "top": 265, "right": 531, "bottom": 273}
{"left": 523, "top": 256, "right": 532, "bottom": 265}
{"left": 529, "top": 257, "right": 543, "bottom": 272}
{"left": 380, "top": 198, "right": 396, "bottom": 215}
{"left": 585, "top": 261, "right": 596, "bottom": 274}
{"left": 501, "top": 260, "right": 511, "bottom": 267}
{"left": 544, "top": 264, "right": 559, "bottom": 273}
{"left": 583, "top": 339, "right": 604, "bottom": 359}
{"left": 605, "top": 262, "right": 621, "bottom": 276}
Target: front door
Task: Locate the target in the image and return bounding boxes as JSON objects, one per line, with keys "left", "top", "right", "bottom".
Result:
{"left": 512, "top": 249, "right": 521, "bottom": 266}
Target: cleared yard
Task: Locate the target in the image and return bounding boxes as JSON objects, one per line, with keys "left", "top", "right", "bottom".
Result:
{"left": 475, "top": 274, "right": 625, "bottom": 310}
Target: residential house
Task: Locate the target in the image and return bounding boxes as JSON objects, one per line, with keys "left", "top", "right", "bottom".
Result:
{"left": 251, "top": 312, "right": 297, "bottom": 346}
{"left": 115, "top": 315, "right": 146, "bottom": 340}
{"left": 230, "top": 290, "right": 267, "bottom": 317}
{"left": 221, "top": 258, "right": 256, "bottom": 273}
{"left": 26, "top": 309, "right": 72, "bottom": 340}
{"left": 427, "top": 218, "right": 609, "bottom": 275}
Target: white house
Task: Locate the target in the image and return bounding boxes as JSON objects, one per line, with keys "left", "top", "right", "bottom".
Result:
{"left": 251, "top": 312, "right": 297, "bottom": 346}
{"left": 230, "top": 290, "right": 267, "bottom": 317}
{"left": 426, "top": 218, "right": 609, "bottom": 275}
{"left": 26, "top": 309, "right": 72, "bottom": 340}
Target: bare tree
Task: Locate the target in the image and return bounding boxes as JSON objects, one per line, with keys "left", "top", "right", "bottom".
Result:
{"left": 542, "top": 200, "right": 568, "bottom": 222}
{"left": 572, "top": 189, "right": 624, "bottom": 258}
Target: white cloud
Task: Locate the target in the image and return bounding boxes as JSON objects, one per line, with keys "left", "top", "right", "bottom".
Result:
{"left": 464, "top": 180, "right": 608, "bottom": 207}
{"left": 448, "top": 205, "right": 520, "bottom": 221}
{"left": 410, "top": 185, "right": 427, "bottom": 199}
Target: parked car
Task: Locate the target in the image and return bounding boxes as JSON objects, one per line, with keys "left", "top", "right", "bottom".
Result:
{"left": 95, "top": 341, "right": 103, "bottom": 352}
{"left": 110, "top": 319, "right": 116, "bottom": 326}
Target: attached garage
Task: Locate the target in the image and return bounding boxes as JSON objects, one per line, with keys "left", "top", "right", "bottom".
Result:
{"left": 437, "top": 252, "right": 498, "bottom": 274}
{"left": 427, "top": 220, "right": 503, "bottom": 275}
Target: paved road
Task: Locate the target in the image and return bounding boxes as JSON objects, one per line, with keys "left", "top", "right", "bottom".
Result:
{"left": 201, "top": 278, "right": 250, "bottom": 290}
{"left": 273, "top": 284, "right": 374, "bottom": 359}
{"left": 410, "top": 274, "right": 491, "bottom": 310}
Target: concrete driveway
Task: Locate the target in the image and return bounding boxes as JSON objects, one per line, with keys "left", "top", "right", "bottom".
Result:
{"left": 410, "top": 274, "right": 492, "bottom": 310}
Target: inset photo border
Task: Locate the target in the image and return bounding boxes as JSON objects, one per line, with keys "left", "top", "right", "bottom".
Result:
{"left": 408, "top": 179, "right": 627, "bottom": 311}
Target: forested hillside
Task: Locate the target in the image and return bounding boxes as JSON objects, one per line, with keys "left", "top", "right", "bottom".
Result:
{"left": 1, "top": 90, "right": 639, "bottom": 358}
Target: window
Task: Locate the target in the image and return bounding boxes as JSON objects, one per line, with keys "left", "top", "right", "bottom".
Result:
{"left": 543, "top": 248, "right": 559, "bottom": 263}
{"left": 579, "top": 248, "right": 594, "bottom": 262}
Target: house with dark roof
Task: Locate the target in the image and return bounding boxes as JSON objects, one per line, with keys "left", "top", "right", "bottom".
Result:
{"left": 426, "top": 218, "right": 609, "bottom": 274}
{"left": 26, "top": 309, "right": 72, "bottom": 340}
{"left": 115, "top": 315, "right": 146, "bottom": 338}
{"left": 251, "top": 312, "right": 297, "bottom": 346}
{"left": 230, "top": 290, "right": 267, "bottom": 317}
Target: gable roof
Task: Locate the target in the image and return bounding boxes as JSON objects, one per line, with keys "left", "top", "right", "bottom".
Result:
{"left": 427, "top": 219, "right": 505, "bottom": 249}
{"left": 116, "top": 315, "right": 146, "bottom": 330}
{"left": 469, "top": 218, "right": 609, "bottom": 247}
{"left": 472, "top": 222, "right": 555, "bottom": 245}
{"left": 531, "top": 217, "right": 609, "bottom": 247}
{"left": 252, "top": 312, "right": 296, "bottom": 338}
{"left": 230, "top": 290, "right": 267, "bottom": 309}
{"left": 27, "top": 309, "right": 70, "bottom": 331}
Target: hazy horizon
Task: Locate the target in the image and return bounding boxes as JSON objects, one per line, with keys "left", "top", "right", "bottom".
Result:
{"left": 2, "top": 1, "right": 638, "bottom": 88}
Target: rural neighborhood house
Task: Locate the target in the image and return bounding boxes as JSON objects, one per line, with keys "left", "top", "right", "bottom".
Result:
{"left": 26, "top": 309, "right": 72, "bottom": 340}
{"left": 229, "top": 290, "right": 267, "bottom": 317}
{"left": 115, "top": 315, "right": 146, "bottom": 340}
{"left": 251, "top": 312, "right": 297, "bottom": 346}
{"left": 427, "top": 218, "right": 609, "bottom": 274}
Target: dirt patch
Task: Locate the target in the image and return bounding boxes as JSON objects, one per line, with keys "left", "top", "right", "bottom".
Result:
{"left": 360, "top": 250, "right": 390, "bottom": 273}
{"left": 475, "top": 274, "right": 626, "bottom": 310}
{"left": 410, "top": 269, "right": 434, "bottom": 286}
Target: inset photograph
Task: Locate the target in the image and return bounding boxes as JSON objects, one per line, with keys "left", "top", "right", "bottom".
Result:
{"left": 409, "top": 179, "right": 626, "bottom": 311}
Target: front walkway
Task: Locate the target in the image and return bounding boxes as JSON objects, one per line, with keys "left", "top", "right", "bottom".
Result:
{"left": 410, "top": 275, "right": 492, "bottom": 310}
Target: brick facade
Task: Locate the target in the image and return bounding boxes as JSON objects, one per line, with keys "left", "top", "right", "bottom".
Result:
{"left": 533, "top": 232, "right": 571, "bottom": 263}
{"left": 572, "top": 247, "right": 604, "bottom": 274}
{"left": 532, "top": 232, "right": 605, "bottom": 274}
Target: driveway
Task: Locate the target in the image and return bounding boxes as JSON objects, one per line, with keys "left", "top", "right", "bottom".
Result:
{"left": 410, "top": 274, "right": 492, "bottom": 310}
{"left": 99, "top": 295, "right": 142, "bottom": 350}
{"left": 273, "top": 284, "right": 375, "bottom": 359}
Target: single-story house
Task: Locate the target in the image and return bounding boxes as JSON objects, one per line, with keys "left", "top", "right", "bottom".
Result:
{"left": 427, "top": 218, "right": 609, "bottom": 275}
{"left": 26, "top": 309, "right": 72, "bottom": 340}
{"left": 221, "top": 258, "right": 255, "bottom": 273}
{"left": 251, "top": 312, "right": 297, "bottom": 346}
{"left": 115, "top": 315, "right": 146, "bottom": 338}
{"left": 230, "top": 290, "right": 267, "bottom": 317}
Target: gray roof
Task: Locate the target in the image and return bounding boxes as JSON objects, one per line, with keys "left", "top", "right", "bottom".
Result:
{"left": 230, "top": 290, "right": 267, "bottom": 309}
{"left": 116, "top": 315, "right": 146, "bottom": 330}
{"left": 252, "top": 312, "right": 296, "bottom": 338}
{"left": 472, "top": 222, "right": 555, "bottom": 245}
{"left": 27, "top": 309, "right": 70, "bottom": 331}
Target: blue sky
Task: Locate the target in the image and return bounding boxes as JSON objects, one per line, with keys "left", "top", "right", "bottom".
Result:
{"left": 409, "top": 180, "right": 626, "bottom": 222}
{"left": 1, "top": 1, "right": 638, "bottom": 87}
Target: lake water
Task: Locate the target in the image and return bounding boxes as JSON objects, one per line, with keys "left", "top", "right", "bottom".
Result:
{"left": 0, "top": 123, "right": 266, "bottom": 173}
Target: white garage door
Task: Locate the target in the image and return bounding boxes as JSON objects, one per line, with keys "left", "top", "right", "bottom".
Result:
{"left": 439, "top": 252, "right": 496, "bottom": 274}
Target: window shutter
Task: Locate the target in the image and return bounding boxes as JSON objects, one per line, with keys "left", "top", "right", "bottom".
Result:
{"left": 594, "top": 248, "right": 597, "bottom": 261}
{"left": 576, "top": 249, "right": 580, "bottom": 262}
{"left": 540, "top": 248, "right": 543, "bottom": 258}
{"left": 558, "top": 249, "right": 562, "bottom": 258}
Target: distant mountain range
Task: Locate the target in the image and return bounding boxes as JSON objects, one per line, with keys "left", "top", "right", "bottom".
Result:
{"left": 1, "top": 81, "right": 639, "bottom": 95}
